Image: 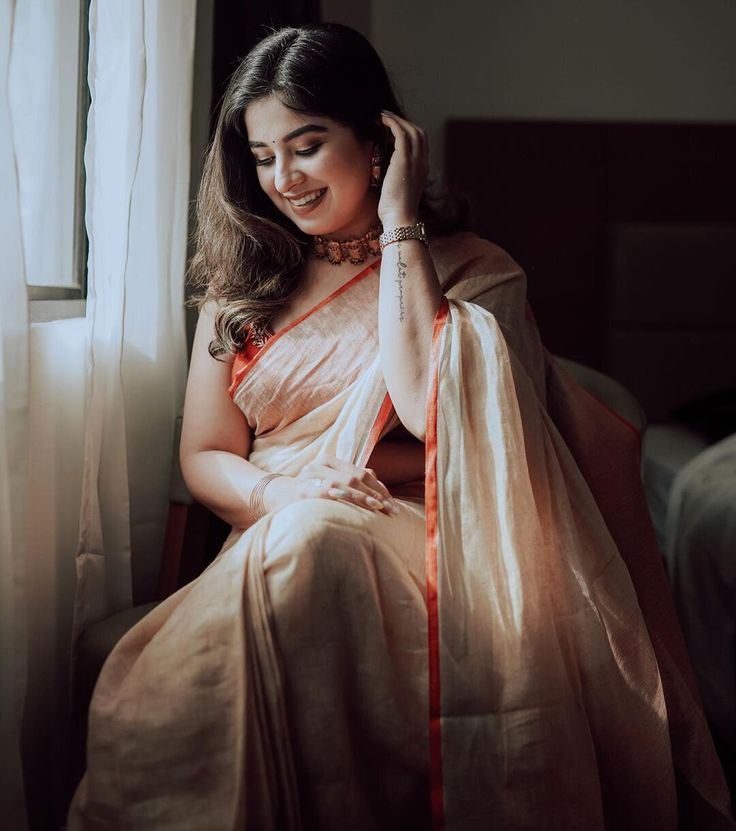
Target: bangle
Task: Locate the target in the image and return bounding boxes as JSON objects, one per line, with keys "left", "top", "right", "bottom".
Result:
{"left": 379, "top": 221, "right": 428, "bottom": 251}
{"left": 250, "top": 472, "right": 283, "bottom": 520}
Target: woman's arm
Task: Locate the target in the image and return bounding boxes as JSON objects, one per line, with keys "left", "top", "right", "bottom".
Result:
{"left": 180, "top": 303, "right": 400, "bottom": 527}
{"left": 377, "top": 237, "right": 442, "bottom": 442}
{"left": 377, "top": 111, "right": 443, "bottom": 442}
{"left": 179, "top": 302, "right": 280, "bottom": 528}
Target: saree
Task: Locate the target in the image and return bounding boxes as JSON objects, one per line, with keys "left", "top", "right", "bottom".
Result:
{"left": 68, "top": 233, "right": 735, "bottom": 830}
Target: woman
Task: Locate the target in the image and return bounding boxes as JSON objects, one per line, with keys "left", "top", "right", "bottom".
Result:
{"left": 68, "top": 23, "right": 734, "bottom": 830}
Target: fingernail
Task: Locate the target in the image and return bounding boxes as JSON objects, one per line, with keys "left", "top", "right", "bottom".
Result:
{"left": 385, "top": 500, "right": 400, "bottom": 515}
{"left": 367, "top": 496, "right": 383, "bottom": 509}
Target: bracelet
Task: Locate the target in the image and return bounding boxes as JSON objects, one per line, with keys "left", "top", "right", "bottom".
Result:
{"left": 250, "top": 472, "right": 284, "bottom": 520}
{"left": 378, "top": 221, "right": 428, "bottom": 251}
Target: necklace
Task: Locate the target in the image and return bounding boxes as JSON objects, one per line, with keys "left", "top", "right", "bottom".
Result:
{"left": 311, "top": 224, "right": 383, "bottom": 265}
{"left": 249, "top": 223, "right": 383, "bottom": 347}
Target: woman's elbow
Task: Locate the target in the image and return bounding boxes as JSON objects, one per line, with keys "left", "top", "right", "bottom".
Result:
{"left": 394, "top": 409, "right": 426, "bottom": 443}
{"left": 178, "top": 446, "right": 203, "bottom": 499}
{"left": 388, "top": 377, "right": 429, "bottom": 442}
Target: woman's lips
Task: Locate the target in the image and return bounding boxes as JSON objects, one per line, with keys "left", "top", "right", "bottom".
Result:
{"left": 286, "top": 187, "right": 326, "bottom": 214}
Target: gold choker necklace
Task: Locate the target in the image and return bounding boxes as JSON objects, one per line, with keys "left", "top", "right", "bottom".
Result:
{"left": 312, "top": 224, "right": 383, "bottom": 265}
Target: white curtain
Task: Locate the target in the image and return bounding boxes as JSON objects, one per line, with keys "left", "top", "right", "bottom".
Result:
{"left": 0, "top": 1, "right": 30, "bottom": 827}
{"left": 73, "top": 0, "right": 195, "bottom": 638}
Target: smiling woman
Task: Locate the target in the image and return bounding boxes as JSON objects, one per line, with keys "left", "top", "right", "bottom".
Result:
{"left": 245, "top": 103, "right": 377, "bottom": 238}
{"left": 67, "top": 21, "right": 735, "bottom": 831}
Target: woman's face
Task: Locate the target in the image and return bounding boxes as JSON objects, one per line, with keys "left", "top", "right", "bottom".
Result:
{"left": 244, "top": 95, "right": 379, "bottom": 239}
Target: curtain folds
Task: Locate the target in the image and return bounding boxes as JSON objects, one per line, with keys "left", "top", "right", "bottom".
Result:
{"left": 72, "top": 0, "right": 195, "bottom": 645}
{"left": 0, "top": 0, "right": 30, "bottom": 827}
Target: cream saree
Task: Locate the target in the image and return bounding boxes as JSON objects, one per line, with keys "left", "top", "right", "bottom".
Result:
{"left": 68, "top": 234, "right": 734, "bottom": 830}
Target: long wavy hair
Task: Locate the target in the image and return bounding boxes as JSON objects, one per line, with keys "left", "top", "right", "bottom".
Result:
{"left": 189, "top": 23, "right": 466, "bottom": 358}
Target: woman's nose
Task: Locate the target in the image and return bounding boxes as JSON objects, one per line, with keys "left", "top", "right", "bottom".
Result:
{"left": 274, "top": 157, "right": 305, "bottom": 194}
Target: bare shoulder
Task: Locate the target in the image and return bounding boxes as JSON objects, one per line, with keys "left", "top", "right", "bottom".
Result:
{"left": 193, "top": 298, "right": 226, "bottom": 342}
{"left": 181, "top": 300, "right": 250, "bottom": 458}
{"left": 189, "top": 300, "right": 234, "bottom": 369}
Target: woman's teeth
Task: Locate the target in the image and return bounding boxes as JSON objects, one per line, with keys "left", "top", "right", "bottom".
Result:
{"left": 291, "top": 188, "right": 325, "bottom": 207}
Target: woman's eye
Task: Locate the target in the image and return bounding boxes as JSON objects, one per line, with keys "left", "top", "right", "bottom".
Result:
{"left": 296, "top": 143, "right": 322, "bottom": 157}
{"left": 252, "top": 144, "right": 321, "bottom": 167}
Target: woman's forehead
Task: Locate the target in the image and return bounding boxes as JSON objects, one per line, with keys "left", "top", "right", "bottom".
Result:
{"left": 244, "top": 96, "right": 332, "bottom": 145}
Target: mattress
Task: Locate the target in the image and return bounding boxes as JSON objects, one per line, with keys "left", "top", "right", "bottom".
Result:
{"left": 642, "top": 423, "right": 710, "bottom": 551}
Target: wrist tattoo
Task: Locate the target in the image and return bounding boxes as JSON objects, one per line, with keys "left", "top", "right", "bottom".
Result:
{"left": 395, "top": 242, "right": 406, "bottom": 323}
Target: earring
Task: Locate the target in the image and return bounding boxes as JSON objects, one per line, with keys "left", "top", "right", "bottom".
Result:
{"left": 370, "top": 153, "right": 382, "bottom": 188}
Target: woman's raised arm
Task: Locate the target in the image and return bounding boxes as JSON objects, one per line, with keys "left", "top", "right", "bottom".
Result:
{"left": 377, "top": 111, "right": 443, "bottom": 442}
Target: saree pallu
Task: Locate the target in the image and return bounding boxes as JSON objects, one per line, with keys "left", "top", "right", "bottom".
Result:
{"left": 68, "top": 233, "right": 735, "bottom": 830}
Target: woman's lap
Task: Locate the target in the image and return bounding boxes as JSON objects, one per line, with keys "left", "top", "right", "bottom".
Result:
{"left": 70, "top": 497, "right": 429, "bottom": 830}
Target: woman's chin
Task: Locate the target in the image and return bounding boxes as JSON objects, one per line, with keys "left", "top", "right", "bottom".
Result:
{"left": 283, "top": 210, "right": 334, "bottom": 238}
{"left": 283, "top": 206, "right": 381, "bottom": 240}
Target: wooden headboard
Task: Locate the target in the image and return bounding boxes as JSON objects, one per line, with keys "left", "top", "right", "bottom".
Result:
{"left": 445, "top": 120, "right": 736, "bottom": 420}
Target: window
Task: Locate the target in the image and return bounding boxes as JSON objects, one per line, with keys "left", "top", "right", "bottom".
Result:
{"left": 12, "top": 0, "right": 90, "bottom": 318}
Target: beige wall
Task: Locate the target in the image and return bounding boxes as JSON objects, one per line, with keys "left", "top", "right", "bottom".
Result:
{"left": 369, "top": 0, "right": 736, "bottom": 173}
{"left": 321, "top": 0, "right": 371, "bottom": 39}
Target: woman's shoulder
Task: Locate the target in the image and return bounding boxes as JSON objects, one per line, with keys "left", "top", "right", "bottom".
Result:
{"left": 191, "top": 298, "right": 239, "bottom": 366}
{"left": 429, "top": 231, "right": 525, "bottom": 290}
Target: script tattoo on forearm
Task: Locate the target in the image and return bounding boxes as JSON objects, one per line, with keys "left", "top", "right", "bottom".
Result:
{"left": 395, "top": 243, "right": 406, "bottom": 323}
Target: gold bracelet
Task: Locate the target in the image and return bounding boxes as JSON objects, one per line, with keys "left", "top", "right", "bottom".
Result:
{"left": 378, "top": 221, "right": 428, "bottom": 251}
{"left": 250, "top": 473, "right": 283, "bottom": 520}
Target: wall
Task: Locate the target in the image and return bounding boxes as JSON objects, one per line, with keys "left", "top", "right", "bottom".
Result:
{"left": 369, "top": 0, "right": 736, "bottom": 172}
{"left": 321, "top": 0, "right": 370, "bottom": 38}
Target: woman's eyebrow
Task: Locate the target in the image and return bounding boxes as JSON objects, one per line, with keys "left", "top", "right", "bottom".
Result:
{"left": 248, "top": 124, "right": 328, "bottom": 148}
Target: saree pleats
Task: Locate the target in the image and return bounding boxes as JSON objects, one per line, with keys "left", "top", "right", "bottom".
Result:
{"left": 259, "top": 498, "right": 430, "bottom": 829}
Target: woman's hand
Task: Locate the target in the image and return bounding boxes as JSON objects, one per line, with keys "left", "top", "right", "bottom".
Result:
{"left": 265, "top": 455, "right": 400, "bottom": 516}
{"left": 377, "top": 111, "right": 429, "bottom": 228}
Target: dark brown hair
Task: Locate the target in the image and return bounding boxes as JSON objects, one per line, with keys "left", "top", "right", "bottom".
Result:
{"left": 188, "top": 23, "right": 466, "bottom": 357}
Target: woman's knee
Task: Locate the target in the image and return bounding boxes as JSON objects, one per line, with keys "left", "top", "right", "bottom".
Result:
{"left": 262, "top": 498, "right": 365, "bottom": 579}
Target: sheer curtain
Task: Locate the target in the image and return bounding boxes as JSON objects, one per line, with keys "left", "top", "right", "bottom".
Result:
{"left": 1, "top": 0, "right": 195, "bottom": 824}
{"left": 73, "top": 0, "right": 195, "bottom": 643}
{"left": 0, "top": 2, "right": 30, "bottom": 827}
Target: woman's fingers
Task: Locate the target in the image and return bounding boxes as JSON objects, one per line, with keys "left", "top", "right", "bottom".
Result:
{"left": 381, "top": 111, "right": 428, "bottom": 159}
{"left": 326, "top": 485, "right": 396, "bottom": 513}
{"left": 324, "top": 457, "right": 390, "bottom": 499}
{"left": 364, "top": 467, "right": 392, "bottom": 500}
{"left": 314, "top": 457, "right": 399, "bottom": 514}
{"left": 378, "top": 112, "right": 429, "bottom": 223}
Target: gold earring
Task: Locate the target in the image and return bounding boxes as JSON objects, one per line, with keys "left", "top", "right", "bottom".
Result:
{"left": 370, "top": 153, "right": 382, "bottom": 188}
